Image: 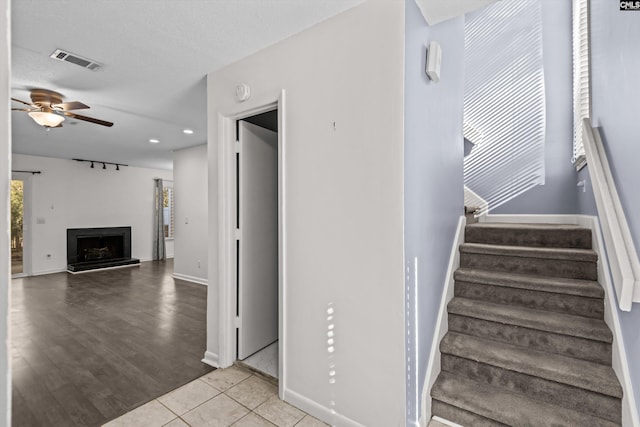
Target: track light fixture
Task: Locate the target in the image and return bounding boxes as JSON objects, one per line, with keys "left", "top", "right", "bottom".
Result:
{"left": 73, "top": 158, "right": 128, "bottom": 171}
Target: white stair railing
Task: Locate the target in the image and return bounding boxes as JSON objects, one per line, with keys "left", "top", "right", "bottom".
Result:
{"left": 582, "top": 118, "right": 640, "bottom": 311}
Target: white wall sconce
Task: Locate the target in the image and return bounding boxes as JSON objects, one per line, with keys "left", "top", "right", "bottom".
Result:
{"left": 426, "top": 41, "right": 442, "bottom": 83}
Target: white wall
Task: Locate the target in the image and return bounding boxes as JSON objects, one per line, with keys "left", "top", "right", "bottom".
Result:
{"left": 12, "top": 154, "right": 173, "bottom": 275}
{"left": 589, "top": 0, "right": 640, "bottom": 413}
{"left": 1, "top": 0, "right": 11, "bottom": 424}
{"left": 173, "top": 144, "right": 207, "bottom": 284}
{"left": 404, "top": 0, "right": 465, "bottom": 423}
{"left": 207, "top": 1, "right": 406, "bottom": 426}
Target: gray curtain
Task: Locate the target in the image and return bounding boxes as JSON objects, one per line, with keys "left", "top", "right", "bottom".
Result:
{"left": 153, "top": 178, "right": 166, "bottom": 260}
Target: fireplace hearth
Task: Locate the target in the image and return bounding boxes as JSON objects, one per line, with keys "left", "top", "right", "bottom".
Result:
{"left": 67, "top": 226, "right": 140, "bottom": 272}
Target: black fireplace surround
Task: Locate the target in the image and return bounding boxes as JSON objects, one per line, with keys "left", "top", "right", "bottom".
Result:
{"left": 67, "top": 226, "right": 140, "bottom": 272}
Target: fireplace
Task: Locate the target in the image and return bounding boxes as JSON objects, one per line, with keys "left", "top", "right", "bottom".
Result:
{"left": 67, "top": 226, "right": 140, "bottom": 272}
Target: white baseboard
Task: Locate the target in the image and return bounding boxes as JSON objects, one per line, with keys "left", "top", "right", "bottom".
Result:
{"left": 283, "top": 388, "right": 364, "bottom": 427}
{"left": 420, "top": 216, "right": 466, "bottom": 427}
{"left": 173, "top": 273, "right": 208, "bottom": 286}
{"left": 480, "top": 213, "right": 581, "bottom": 224}
{"left": 202, "top": 351, "right": 219, "bottom": 368}
{"left": 32, "top": 268, "right": 66, "bottom": 276}
{"left": 578, "top": 215, "right": 640, "bottom": 427}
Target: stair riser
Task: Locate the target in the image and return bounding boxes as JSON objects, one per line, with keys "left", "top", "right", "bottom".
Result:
{"left": 448, "top": 314, "right": 612, "bottom": 365}
{"left": 460, "top": 252, "right": 598, "bottom": 280}
{"left": 432, "top": 400, "right": 507, "bottom": 427}
{"left": 441, "top": 354, "right": 621, "bottom": 423}
{"left": 465, "top": 228, "right": 592, "bottom": 249}
{"left": 455, "top": 280, "right": 604, "bottom": 319}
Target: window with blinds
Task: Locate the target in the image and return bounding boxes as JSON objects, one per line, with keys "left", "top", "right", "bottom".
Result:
{"left": 572, "top": 0, "right": 590, "bottom": 170}
{"left": 463, "top": 0, "right": 546, "bottom": 214}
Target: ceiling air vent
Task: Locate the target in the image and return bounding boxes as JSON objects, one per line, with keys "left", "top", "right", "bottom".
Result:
{"left": 49, "top": 49, "right": 102, "bottom": 71}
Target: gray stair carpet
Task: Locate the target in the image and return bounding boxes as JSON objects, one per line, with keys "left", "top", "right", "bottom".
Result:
{"left": 431, "top": 222, "right": 623, "bottom": 426}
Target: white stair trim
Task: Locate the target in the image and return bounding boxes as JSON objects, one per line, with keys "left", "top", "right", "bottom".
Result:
{"left": 420, "top": 216, "right": 466, "bottom": 427}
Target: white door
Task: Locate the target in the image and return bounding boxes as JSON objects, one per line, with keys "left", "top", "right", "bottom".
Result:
{"left": 238, "top": 121, "right": 278, "bottom": 360}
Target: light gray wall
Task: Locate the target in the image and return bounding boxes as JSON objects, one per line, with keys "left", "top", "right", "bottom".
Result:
{"left": 173, "top": 144, "right": 208, "bottom": 283}
{"left": 492, "top": 0, "right": 577, "bottom": 215}
{"left": 588, "top": 0, "right": 640, "bottom": 413}
{"left": 404, "top": 0, "right": 465, "bottom": 423}
{"left": 1, "top": 0, "right": 10, "bottom": 423}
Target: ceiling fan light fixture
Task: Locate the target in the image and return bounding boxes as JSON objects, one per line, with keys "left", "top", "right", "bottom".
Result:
{"left": 28, "top": 111, "right": 65, "bottom": 127}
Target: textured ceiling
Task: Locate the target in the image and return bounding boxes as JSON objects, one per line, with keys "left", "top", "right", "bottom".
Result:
{"left": 11, "top": 0, "right": 363, "bottom": 170}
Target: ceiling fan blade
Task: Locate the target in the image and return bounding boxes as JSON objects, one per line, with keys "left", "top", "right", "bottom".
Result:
{"left": 63, "top": 111, "right": 113, "bottom": 127}
{"left": 53, "top": 101, "right": 90, "bottom": 111}
{"left": 11, "top": 97, "right": 35, "bottom": 107}
{"left": 12, "top": 108, "right": 36, "bottom": 112}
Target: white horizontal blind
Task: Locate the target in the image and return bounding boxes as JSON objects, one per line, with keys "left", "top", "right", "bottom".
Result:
{"left": 463, "top": 0, "right": 546, "bottom": 214}
{"left": 572, "top": 0, "right": 590, "bottom": 167}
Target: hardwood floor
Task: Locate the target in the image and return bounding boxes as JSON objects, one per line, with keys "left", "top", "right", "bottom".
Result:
{"left": 11, "top": 259, "right": 213, "bottom": 427}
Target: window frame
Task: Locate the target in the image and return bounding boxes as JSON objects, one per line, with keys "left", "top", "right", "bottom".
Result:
{"left": 572, "top": 0, "right": 590, "bottom": 171}
{"left": 163, "top": 181, "right": 175, "bottom": 240}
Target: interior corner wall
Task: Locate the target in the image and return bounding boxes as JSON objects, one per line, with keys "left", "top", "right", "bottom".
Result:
{"left": 12, "top": 154, "right": 173, "bottom": 275}
{"left": 490, "top": 0, "right": 578, "bottom": 215}
{"left": 1, "top": 0, "right": 11, "bottom": 424}
{"left": 207, "top": 2, "right": 406, "bottom": 426}
{"left": 404, "top": 1, "right": 465, "bottom": 424}
{"left": 589, "top": 0, "right": 640, "bottom": 413}
{"left": 173, "top": 144, "right": 207, "bottom": 283}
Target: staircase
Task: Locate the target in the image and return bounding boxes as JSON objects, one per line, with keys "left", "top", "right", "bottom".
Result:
{"left": 431, "top": 222, "right": 623, "bottom": 426}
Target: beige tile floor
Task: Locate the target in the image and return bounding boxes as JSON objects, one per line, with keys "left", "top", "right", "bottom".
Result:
{"left": 103, "top": 366, "right": 328, "bottom": 427}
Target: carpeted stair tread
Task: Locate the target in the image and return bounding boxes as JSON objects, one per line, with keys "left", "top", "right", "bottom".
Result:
{"left": 454, "top": 268, "right": 604, "bottom": 298}
{"left": 431, "top": 372, "right": 620, "bottom": 427}
{"left": 440, "top": 332, "right": 622, "bottom": 398}
{"left": 465, "top": 222, "right": 592, "bottom": 249}
{"left": 460, "top": 243, "right": 597, "bottom": 262}
{"left": 448, "top": 297, "right": 612, "bottom": 343}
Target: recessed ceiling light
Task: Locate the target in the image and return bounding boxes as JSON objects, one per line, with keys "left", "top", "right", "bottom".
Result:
{"left": 149, "top": 139, "right": 160, "bottom": 144}
{"left": 183, "top": 129, "right": 194, "bottom": 135}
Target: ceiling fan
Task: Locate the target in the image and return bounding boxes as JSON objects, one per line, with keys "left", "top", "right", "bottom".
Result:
{"left": 11, "top": 88, "right": 114, "bottom": 128}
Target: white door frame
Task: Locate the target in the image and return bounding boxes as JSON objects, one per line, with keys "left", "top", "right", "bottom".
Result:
{"left": 11, "top": 172, "right": 32, "bottom": 278}
{"left": 217, "top": 90, "right": 287, "bottom": 398}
